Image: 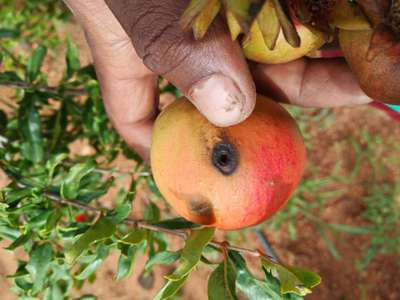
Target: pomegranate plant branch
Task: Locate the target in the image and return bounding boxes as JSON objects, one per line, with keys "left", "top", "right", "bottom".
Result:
{"left": 0, "top": 81, "right": 87, "bottom": 96}
{"left": 12, "top": 181, "right": 265, "bottom": 258}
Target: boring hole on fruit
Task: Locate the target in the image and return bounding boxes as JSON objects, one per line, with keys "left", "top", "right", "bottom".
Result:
{"left": 212, "top": 142, "right": 238, "bottom": 175}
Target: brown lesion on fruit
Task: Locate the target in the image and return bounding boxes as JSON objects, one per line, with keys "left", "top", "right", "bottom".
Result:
{"left": 173, "top": 191, "right": 216, "bottom": 225}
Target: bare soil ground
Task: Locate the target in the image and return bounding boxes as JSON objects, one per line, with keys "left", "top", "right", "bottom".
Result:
{"left": 1, "top": 22, "right": 399, "bottom": 300}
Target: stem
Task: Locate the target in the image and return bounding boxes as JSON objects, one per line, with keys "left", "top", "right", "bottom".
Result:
{"left": 14, "top": 181, "right": 266, "bottom": 259}
{"left": 0, "top": 81, "right": 86, "bottom": 97}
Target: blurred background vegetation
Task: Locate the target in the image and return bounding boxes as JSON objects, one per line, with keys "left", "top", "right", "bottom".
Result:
{"left": 0, "top": 1, "right": 399, "bottom": 299}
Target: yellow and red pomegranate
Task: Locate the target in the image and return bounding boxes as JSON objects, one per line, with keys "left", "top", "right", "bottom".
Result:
{"left": 151, "top": 96, "right": 306, "bottom": 230}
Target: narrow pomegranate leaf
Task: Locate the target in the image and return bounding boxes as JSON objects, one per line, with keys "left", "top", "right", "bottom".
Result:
{"left": 261, "top": 257, "right": 321, "bottom": 296}
{"left": 271, "top": 0, "right": 300, "bottom": 47}
{"left": 154, "top": 275, "right": 190, "bottom": 300}
{"left": 192, "top": 0, "right": 221, "bottom": 40}
{"left": 166, "top": 227, "right": 215, "bottom": 281}
{"left": 120, "top": 229, "right": 147, "bottom": 245}
{"left": 208, "top": 259, "right": 238, "bottom": 300}
{"left": 65, "top": 216, "right": 116, "bottom": 264}
{"left": 230, "top": 251, "right": 282, "bottom": 299}
{"left": 257, "top": 0, "right": 281, "bottom": 50}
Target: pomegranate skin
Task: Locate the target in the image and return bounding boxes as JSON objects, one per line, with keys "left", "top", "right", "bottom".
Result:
{"left": 150, "top": 96, "right": 306, "bottom": 230}
{"left": 339, "top": 29, "right": 400, "bottom": 105}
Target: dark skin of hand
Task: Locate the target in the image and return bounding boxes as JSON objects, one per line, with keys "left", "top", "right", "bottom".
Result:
{"left": 64, "top": 0, "right": 372, "bottom": 160}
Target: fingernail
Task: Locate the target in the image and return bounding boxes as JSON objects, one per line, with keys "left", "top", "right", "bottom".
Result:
{"left": 188, "top": 73, "right": 247, "bottom": 127}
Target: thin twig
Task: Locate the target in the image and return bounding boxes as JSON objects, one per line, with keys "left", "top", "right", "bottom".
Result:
{"left": 0, "top": 81, "right": 86, "bottom": 97}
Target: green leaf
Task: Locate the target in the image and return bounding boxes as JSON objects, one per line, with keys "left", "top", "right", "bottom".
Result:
{"left": 166, "top": 227, "right": 215, "bottom": 281}
{"left": 0, "top": 110, "right": 7, "bottom": 132}
{"left": 0, "top": 28, "right": 20, "bottom": 38}
{"left": 26, "top": 243, "right": 53, "bottom": 295}
{"left": 65, "top": 217, "right": 116, "bottom": 264}
{"left": 60, "top": 161, "right": 95, "bottom": 199}
{"left": 152, "top": 218, "right": 199, "bottom": 229}
{"left": 261, "top": 258, "right": 321, "bottom": 296}
{"left": 46, "top": 153, "right": 68, "bottom": 180}
{"left": 229, "top": 251, "right": 282, "bottom": 300}
{"left": 146, "top": 176, "right": 163, "bottom": 198}
{"left": 49, "top": 103, "right": 67, "bottom": 152}
{"left": 154, "top": 275, "right": 189, "bottom": 300}
{"left": 115, "top": 245, "right": 138, "bottom": 280}
{"left": 284, "top": 266, "right": 321, "bottom": 290}
{"left": 26, "top": 211, "right": 52, "bottom": 231}
{"left": 327, "top": 223, "right": 372, "bottom": 234}
{"left": 0, "top": 71, "right": 23, "bottom": 83}
{"left": 316, "top": 225, "right": 341, "bottom": 259}
{"left": 18, "top": 94, "right": 44, "bottom": 163}
{"left": 66, "top": 37, "right": 80, "bottom": 78}
{"left": 144, "top": 202, "right": 161, "bottom": 222}
{"left": 0, "top": 225, "right": 20, "bottom": 240}
{"left": 76, "top": 296, "right": 97, "bottom": 300}
{"left": 144, "top": 251, "right": 180, "bottom": 273}
{"left": 208, "top": 260, "right": 238, "bottom": 300}
{"left": 107, "top": 200, "right": 132, "bottom": 224}
{"left": 27, "top": 45, "right": 47, "bottom": 82}
{"left": 75, "top": 244, "right": 109, "bottom": 280}
{"left": 43, "top": 284, "right": 64, "bottom": 300}
{"left": 44, "top": 209, "right": 62, "bottom": 233}
{"left": 121, "top": 229, "right": 147, "bottom": 245}
{"left": 6, "top": 232, "right": 32, "bottom": 250}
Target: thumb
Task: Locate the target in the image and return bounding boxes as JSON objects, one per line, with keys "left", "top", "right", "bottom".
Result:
{"left": 105, "top": 0, "right": 256, "bottom": 127}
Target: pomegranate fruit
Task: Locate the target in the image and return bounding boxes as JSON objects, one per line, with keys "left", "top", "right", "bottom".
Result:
{"left": 339, "top": 0, "right": 400, "bottom": 104}
{"left": 150, "top": 96, "right": 306, "bottom": 230}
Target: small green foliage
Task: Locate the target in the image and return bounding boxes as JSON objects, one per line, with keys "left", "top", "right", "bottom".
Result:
{"left": 208, "top": 259, "right": 238, "bottom": 300}
{"left": 154, "top": 274, "right": 190, "bottom": 300}
{"left": 26, "top": 45, "right": 47, "bottom": 82}
{"left": 166, "top": 228, "right": 215, "bottom": 281}
{"left": 65, "top": 217, "right": 116, "bottom": 264}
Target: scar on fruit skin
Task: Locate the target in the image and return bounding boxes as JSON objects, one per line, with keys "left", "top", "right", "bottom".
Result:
{"left": 171, "top": 190, "right": 216, "bottom": 225}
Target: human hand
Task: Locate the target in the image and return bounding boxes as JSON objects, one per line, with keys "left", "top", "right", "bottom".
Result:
{"left": 63, "top": 0, "right": 372, "bottom": 160}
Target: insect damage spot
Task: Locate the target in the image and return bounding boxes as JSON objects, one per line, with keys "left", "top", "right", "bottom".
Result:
{"left": 211, "top": 141, "right": 239, "bottom": 176}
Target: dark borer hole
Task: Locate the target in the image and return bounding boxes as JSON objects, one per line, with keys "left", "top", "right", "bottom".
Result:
{"left": 212, "top": 142, "right": 239, "bottom": 176}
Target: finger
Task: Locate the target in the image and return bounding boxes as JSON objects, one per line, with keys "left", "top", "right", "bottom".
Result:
{"left": 105, "top": 0, "right": 256, "bottom": 127}
{"left": 251, "top": 58, "right": 373, "bottom": 107}
{"left": 64, "top": 0, "right": 158, "bottom": 160}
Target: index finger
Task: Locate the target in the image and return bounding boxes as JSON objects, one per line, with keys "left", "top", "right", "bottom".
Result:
{"left": 251, "top": 57, "right": 373, "bottom": 107}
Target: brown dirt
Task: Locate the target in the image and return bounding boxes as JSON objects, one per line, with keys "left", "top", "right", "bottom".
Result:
{"left": 1, "top": 20, "right": 399, "bottom": 300}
